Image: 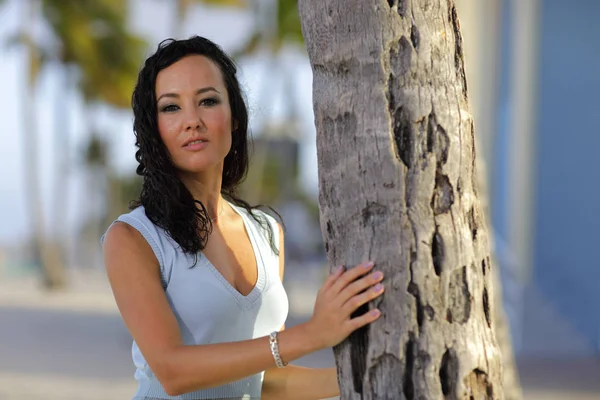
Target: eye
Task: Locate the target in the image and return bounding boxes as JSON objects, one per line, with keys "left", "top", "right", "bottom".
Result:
{"left": 160, "top": 104, "right": 180, "bottom": 113}
{"left": 200, "top": 97, "right": 219, "bottom": 107}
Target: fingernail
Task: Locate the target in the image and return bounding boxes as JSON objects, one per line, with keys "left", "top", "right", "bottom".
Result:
{"left": 364, "top": 261, "right": 375, "bottom": 269}
{"left": 336, "top": 265, "right": 345, "bottom": 272}
{"left": 372, "top": 271, "right": 383, "bottom": 280}
{"left": 370, "top": 309, "right": 381, "bottom": 316}
{"left": 374, "top": 283, "right": 384, "bottom": 292}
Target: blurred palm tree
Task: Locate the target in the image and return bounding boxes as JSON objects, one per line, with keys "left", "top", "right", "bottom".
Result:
{"left": 44, "top": 1, "right": 146, "bottom": 106}
{"left": 233, "top": 0, "right": 305, "bottom": 205}
{"left": 11, "top": 0, "right": 146, "bottom": 289}
{"left": 173, "top": 0, "right": 245, "bottom": 38}
{"left": 46, "top": 0, "right": 147, "bottom": 274}
{"left": 238, "top": 0, "right": 303, "bottom": 56}
{"left": 171, "top": 0, "right": 303, "bottom": 53}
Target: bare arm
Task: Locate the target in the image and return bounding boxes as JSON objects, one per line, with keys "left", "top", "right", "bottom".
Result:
{"left": 262, "top": 223, "right": 339, "bottom": 400}
{"left": 103, "top": 222, "right": 383, "bottom": 396}
{"left": 262, "top": 366, "right": 338, "bottom": 400}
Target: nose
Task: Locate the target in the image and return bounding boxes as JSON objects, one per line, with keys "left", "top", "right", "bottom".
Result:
{"left": 184, "top": 107, "right": 204, "bottom": 131}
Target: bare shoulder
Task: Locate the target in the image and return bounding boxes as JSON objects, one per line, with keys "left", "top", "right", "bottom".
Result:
{"left": 102, "top": 221, "right": 127, "bottom": 244}
{"left": 103, "top": 220, "right": 145, "bottom": 246}
{"left": 102, "top": 221, "right": 162, "bottom": 290}
{"left": 102, "top": 221, "right": 182, "bottom": 373}
{"left": 103, "top": 221, "right": 157, "bottom": 264}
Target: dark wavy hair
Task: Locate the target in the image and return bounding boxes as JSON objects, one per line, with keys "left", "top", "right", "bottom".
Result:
{"left": 130, "top": 36, "right": 279, "bottom": 256}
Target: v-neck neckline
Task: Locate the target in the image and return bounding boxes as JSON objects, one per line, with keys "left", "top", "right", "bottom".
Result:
{"left": 202, "top": 202, "right": 266, "bottom": 309}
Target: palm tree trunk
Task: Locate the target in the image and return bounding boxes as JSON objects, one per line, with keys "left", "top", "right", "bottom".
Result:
{"left": 22, "top": 0, "right": 66, "bottom": 289}
{"left": 239, "top": 0, "right": 280, "bottom": 205}
{"left": 174, "top": 0, "right": 193, "bottom": 38}
{"left": 476, "top": 152, "right": 523, "bottom": 400}
{"left": 455, "top": 1, "right": 523, "bottom": 394}
{"left": 52, "top": 62, "right": 71, "bottom": 272}
{"left": 299, "top": 0, "right": 504, "bottom": 397}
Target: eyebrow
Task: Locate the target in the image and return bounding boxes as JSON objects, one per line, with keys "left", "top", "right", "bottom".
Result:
{"left": 156, "top": 87, "right": 220, "bottom": 103}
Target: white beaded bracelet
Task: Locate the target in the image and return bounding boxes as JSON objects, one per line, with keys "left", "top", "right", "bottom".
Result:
{"left": 269, "top": 331, "right": 287, "bottom": 368}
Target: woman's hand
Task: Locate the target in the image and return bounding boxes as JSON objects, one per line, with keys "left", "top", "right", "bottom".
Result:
{"left": 305, "top": 261, "right": 384, "bottom": 349}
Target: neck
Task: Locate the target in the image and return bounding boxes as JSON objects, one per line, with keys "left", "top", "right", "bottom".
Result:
{"left": 180, "top": 169, "right": 226, "bottom": 222}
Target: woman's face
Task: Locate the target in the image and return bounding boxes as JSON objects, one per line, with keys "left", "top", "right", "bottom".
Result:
{"left": 155, "top": 54, "right": 233, "bottom": 177}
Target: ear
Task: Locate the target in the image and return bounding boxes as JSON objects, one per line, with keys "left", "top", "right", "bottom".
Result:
{"left": 232, "top": 119, "right": 238, "bottom": 131}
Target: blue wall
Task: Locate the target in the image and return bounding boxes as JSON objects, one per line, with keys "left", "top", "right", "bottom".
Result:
{"left": 533, "top": 0, "right": 600, "bottom": 349}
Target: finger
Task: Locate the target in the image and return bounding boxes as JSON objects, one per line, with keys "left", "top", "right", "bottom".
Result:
{"left": 347, "top": 308, "right": 382, "bottom": 331}
{"left": 331, "top": 261, "right": 375, "bottom": 294}
{"left": 322, "top": 265, "right": 345, "bottom": 290}
{"left": 337, "top": 270, "right": 384, "bottom": 306}
{"left": 341, "top": 282, "right": 384, "bottom": 316}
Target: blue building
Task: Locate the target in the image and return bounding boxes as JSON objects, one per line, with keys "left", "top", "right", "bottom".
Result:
{"left": 459, "top": 0, "right": 600, "bottom": 356}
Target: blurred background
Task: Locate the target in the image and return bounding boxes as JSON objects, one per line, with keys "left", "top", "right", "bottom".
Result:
{"left": 0, "top": 0, "right": 598, "bottom": 399}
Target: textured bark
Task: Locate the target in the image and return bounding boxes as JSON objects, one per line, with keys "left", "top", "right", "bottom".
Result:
{"left": 299, "top": 1, "right": 504, "bottom": 398}
{"left": 476, "top": 158, "right": 522, "bottom": 400}
{"left": 490, "top": 255, "right": 520, "bottom": 400}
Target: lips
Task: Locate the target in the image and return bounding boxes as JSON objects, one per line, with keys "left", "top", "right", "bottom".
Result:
{"left": 182, "top": 137, "right": 208, "bottom": 147}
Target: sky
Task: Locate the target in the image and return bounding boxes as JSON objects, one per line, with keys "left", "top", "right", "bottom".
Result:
{"left": 0, "top": 0, "right": 319, "bottom": 246}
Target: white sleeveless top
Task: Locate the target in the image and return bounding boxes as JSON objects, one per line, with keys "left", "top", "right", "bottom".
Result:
{"left": 102, "top": 202, "right": 289, "bottom": 399}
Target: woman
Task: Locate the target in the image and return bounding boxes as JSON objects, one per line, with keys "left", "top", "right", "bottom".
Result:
{"left": 102, "top": 36, "right": 385, "bottom": 400}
